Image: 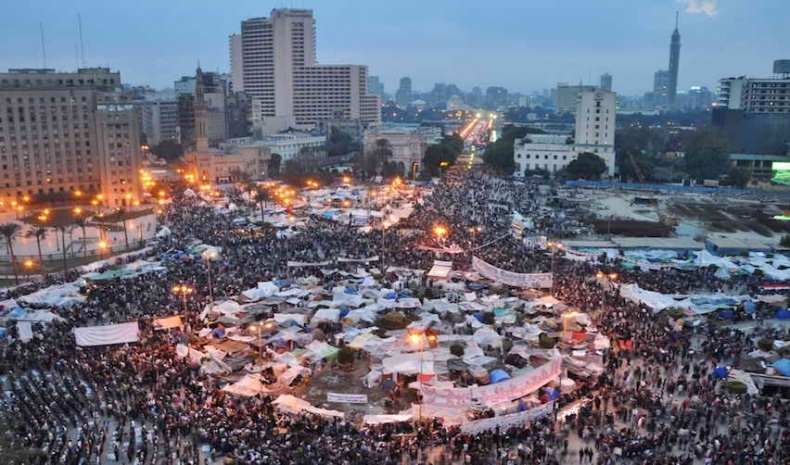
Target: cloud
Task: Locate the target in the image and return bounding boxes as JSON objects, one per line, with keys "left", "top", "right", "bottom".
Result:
{"left": 683, "top": 0, "right": 719, "bottom": 16}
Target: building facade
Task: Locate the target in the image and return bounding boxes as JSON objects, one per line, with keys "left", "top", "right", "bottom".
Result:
{"left": 237, "top": 8, "right": 380, "bottom": 134}
{"left": 600, "top": 73, "right": 613, "bottom": 92}
{"left": 141, "top": 99, "right": 179, "bottom": 146}
{"left": 396, "top": 77, "right": 412, "bottom": 107}
{"left": 0, "top": 68, "right": 142, "bottom": 207}
{"left": 229, "top": 33, "right": 244, "bottom": 92}
{"left": 363, "top": 124, "right": 441, "bottom": 176}
{"left": 554, "top": 84, "right": 597, "bottom": 114}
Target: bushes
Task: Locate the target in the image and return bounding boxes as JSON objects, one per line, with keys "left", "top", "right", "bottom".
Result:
{"left": 539, "top": 335, "right": 556, "bottom": 349}
{"left": 722, "top": 381, "right": 747, "bottom": 395}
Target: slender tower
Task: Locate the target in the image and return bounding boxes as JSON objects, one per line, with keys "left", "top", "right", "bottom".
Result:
{"left": 194, "top": 65, "right": 209, "bottom": 152}
{"left": 668, "top": 12, "right": 681, "bottom": 106}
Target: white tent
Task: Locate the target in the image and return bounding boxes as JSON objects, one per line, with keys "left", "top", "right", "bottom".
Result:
{"left": 272, "top": 394, "right": 344, "bottom": 418}
{"left": 222, "top": 374, "right": 277, "bottom": 397}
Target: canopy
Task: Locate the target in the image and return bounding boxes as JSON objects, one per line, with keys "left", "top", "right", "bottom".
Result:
{"left": 489, "top": 368, "right": 511, "bottom": 384}
{"left": 272, "top": 394, "right": 344, "bottom": 418}
{"left": 222, "top": 374, "right": 276, "bottom": 397}
{"left": 773, "top": 358, "right": 790, "bottom": 377}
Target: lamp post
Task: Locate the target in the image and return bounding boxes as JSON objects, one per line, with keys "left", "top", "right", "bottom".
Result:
{"left": 172, "top": 285, "right": 194, "bottom": 314}
{"left": 595, "top": 271, "right": 619, "bottom": 311}
{"left": 202, "top": 249, "right": 219, "bottom": 303}
{"left": 547, "top": 241, "right": 563, "bottom": 294}
{"left": 98, "top": 240, "right": 108, "bottom": 260}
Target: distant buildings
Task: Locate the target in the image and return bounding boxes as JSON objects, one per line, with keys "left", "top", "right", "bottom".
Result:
{"left": 554, "top": 84, "right": 597, "bottom": 114}
{"left": 714, "top": 60, "right": 790, "bottom": 155}
{"left": 233, "top": 8, "right": 380, "bottom": 134}
{"left": 174, "top": 72, "right": 228, "bottom": 147}
{"left": 515, "top": 88, "right": 616, "bottom": 177}
{"left": 396, "top": 77, "right": 412, "bottom": 107}
{"left": 0, "top": 68, "right": 143, "bottom": 207}
{"left": 228, "top": 33, "right": 244, "bottom": 92}
{"left": 367, "top": 75, "right": 385, "bottom": 100}
{"left": 600, "top": 73, "right": 613, "bottom": 92}
{"left": 485, "top": 86, "right": 508, "bottom": 109}
{"left": 652, "top": 70, "right": 670, "bottom": 105}
{"left": 140, "top": 99, "right": 179, "bottom": 146}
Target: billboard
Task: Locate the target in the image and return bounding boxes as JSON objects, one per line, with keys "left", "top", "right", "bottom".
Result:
{"left": 771, "top": 162, "right": 790, "bottom": 186}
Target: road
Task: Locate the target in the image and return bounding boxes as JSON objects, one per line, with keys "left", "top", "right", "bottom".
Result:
{"left": 455, "top": 115, "right": 495, "bottom": 169}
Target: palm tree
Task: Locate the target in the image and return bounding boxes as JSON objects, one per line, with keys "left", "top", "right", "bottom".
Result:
{"left": 255, "top": 188, "right": 270, "bottom": 224}
{"left": 73, "top": 217, "right": 88, "bottom": 262}
{"left": 25, "top": 227, "right": 48, "bottom": 278}
{"left": 0, "top": 223, "right": 23, "bottom": 285}
{"left": 54, "top": 225, "right": 72, "bottom": 278}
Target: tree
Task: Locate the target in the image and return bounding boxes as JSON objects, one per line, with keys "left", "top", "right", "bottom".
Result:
{"left": 725, "top": 166, "right": 751, "bottom": 189}
{"left": 326, "top": 128, "right": 359, "bottom": 157}
{"left": 423, "top": 135, "right": 464, "bottom": 177}
{"left": 73, "top": 217, "right": 89, "bottom": 262}
{"left": 683, "top": 127, "right": 729, "bottom": 180}
{"left": 150, "top": 139, "right": 184, "bottom": 162}
{"left": 268, "top": 153, "right": 282, "bottom": 177}
{"left": 254, "top": 188, "right": 270, "bottom": 223}
{"left": 54, "top": 225, "right": 70, "bottom": 277}
{"left": 371, "top": 138, "right": 393, "bottom": 175}
{"left": 25, "top": 227, "right": 48, "bottom": 277}
{"left": 483, "top": 139, "right": 515, "bottom": 173}
{"left": 0, "top": 223, "right": 22, "bottom": 285}
{"left": 564, "top": 152, "right": 607, "bottom": 180}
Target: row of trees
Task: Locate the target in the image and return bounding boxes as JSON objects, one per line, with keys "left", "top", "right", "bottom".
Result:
{"left": 483, "top": 125, "right": 547, "bottom": 173}
{"left": 422, "top": 134, "right": 464, "bottom": 177}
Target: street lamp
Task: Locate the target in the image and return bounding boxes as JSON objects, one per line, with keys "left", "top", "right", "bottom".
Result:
{"left": 202, "top": 249, "right": 219, "bottom": 302}
{"left": 172, "top": 285, "right": 194, "bottom": 313}
{"left": 432, "top": 224, "right": 449, "bottom": 245}
{"left": 98, "top": 240, "right": 108, "bottom": 260}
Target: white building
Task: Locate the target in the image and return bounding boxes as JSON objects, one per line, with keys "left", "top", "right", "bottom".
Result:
{"left": 222, "top": 132, "right": 326, "bottom": 161}
{"left": 236, "top": 9, "right": 380, "bottom": 135}
{"left": 229, "top": 33, "right": 244, "bottom": 92}
{"left": 363, "top": 124, "right": 441, "bottom": 177}
{"left": 514, "top": 89, "right": 616, "bottom": 177}
{"left": 554, "top": 83, "right": 597, "bottom": 114}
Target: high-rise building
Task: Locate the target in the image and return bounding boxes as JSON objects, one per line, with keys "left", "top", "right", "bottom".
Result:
{"left": 653, "top": 70, "right": 670, "bottom": 104}
{"left": 0, "top": 68, "right": 143, "bottom": 207}
{"left": 367, "top": 75, "right": 385, "bottom": 99}
{"left": 600, "top": 73, "right": 613, "bottom": 92}
{"left": 575, "top": 89, "right": 616, "bottom": 176}
{"left": 554, "top": 83, "right": 597, "bottom": 114}
{"left": 174, "top": 71, "right": 228, "bottom": 147}
{"left": 485, "top": 86, "right": 509, "bottom": 109}
{"left": 668, "top": 13, "right": 681, "bottom": 106}
{"left": 396, "top": 77, "right": 412, "bottom": 107}
{"left": 141, "top": 99, "right": 179, "bottom": 146}
{"left": 236, "top": 8, "right": 380, "bottom": 134}
{"left": 229, "top": 33, "right": 244, "bottom": 92}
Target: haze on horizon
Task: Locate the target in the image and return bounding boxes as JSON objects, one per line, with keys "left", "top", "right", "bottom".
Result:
{"left": 2, "top": 0, "right": 788, "bottom": 96}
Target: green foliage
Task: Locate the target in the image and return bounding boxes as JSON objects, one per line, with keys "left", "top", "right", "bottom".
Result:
{"left": 523, "top": 168, "right": 551, "bottom": 178}
{"left": 268, "top": 153, "right": 282, "bottom": 177}
{"left": 564, "top": 152, "right": 607, "bottom": 180}
{"left": 722, "top": 381, "right": 747, "bottom": 395}
{"left": 665, "top": 307, "right": 685, "bottom": 319}
{"left": 725, "top": 167, "right": 751, "bottom": 189}
{"left": 325, "top": 129, "right": 359, "bottom": 157}
{"left": 150, "top": 139, "right": 184, "bottom": 162}
{"left": 483, "top": 138, "right": 515, "bottom": 173}
{"left": 374, "top": 311, "right": 416, "bottom": 330}
{"left": 683, "top": 127, "right": 729, "bottom": 180}
{"left": 757, "top": 338, "right": 774, "bottom": 352}
{"left": 539, "top": 335, "right": 556, "bottom": 349}
{"left": 337, "top": 346, "right": 357, "bottom": 365}
{"left": 423, "top": 134, "right": 464, "bottom": 177}
{"left": 281, "top": 151, "right": 326, "bottom": 185}
{"left": 450, "top": 343, "right": 465, "bottom": 357}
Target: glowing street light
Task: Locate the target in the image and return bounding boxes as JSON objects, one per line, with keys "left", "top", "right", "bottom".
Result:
{"left": 172, "top": 284, "right": 195, "bottom": 313}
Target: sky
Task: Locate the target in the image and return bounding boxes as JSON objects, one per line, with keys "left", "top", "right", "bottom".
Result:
{"left": 2, "top": 0, "right": 788, "bottom": 96}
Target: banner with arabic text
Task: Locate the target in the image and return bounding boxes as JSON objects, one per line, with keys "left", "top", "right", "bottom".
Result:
{"left": 472, "top": 257, "right": 553, "bottom": 288}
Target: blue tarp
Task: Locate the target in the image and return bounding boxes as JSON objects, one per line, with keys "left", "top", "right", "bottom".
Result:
{"left": 383, "top": 292, "right": 397, "bottom": 300}
{"left": 744, "top": 300, "right": 756, "bottom": 315}
{"left": 711, "top": 366, "right": 729, "bottom": 379}
{"left": 274, "top": 279, "right": 292, "bottom": 287}
{"left": 772, "top": 359, "right": 790, "bottom": 377}
{"left": 776, "top": 309, "right": 790, "bottom": 320}
{"left": 0, "top": 328, "right": 6, "bottom": 340}
{"left": 344, "top": 286, "right": 358, "bottom": 294}
{"left": 339, "top": 308, "right": 350, "bottom": 318}
{"left": 489, "top": 369, "right": 511, "bottom": 384}
{"left": 717, "top": 309, "right": 735, "bottom": 319}
{"left": 212, "top": 328, "right": 225, "bottom": 338}
{"left": 473, "top": 312, "right": 485, "bottom": 323}
{"left": 542, "top": 387, "right": 560, "bottom": 400}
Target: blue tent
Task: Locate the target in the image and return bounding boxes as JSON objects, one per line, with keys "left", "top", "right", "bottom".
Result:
{"left": 717, "top": 309, "right": 735, "bottom": 319}
{"left": 542, "top": 387, "right": 560, "bottom": 400}
{"left": 383, "top": 292, "right": 397, "bottom": 300}
{"left": 339, "top": 308, "right": 350, "bottom": 318}
{"left": 744, "top": 300, "right": 756, "bottom": 315}
{"left": 473, "top": 312, "right": 485, "bottom": 323}
{"left": 773, "top": 359, "right": 790, "bottom": 377}
{"left": 344, "top": 286, "right": 358, "bottom": 294}
{"left": 711, "top": 366, "right": 729, "bottom": 379}
{"left": 0, "top": 328, "right": 6, "bottom": 340}
{"left": 398, "top": 289, "right": 413, "bottom": 297}
{"left": 489, "top": 369, "right": 511, "bottom": 384}
{"left": 776, "top": 309, "right": 790, "bottom": 320}
{"left": 212, "top": 328, "right": 226, "bottom": 338}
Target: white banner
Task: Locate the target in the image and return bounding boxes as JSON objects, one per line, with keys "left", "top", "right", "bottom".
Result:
{"left": 153, "top": 315, "right": 183, "bottom": 330}
{"left": 74, "top": 322, "right": 139, "bottom": 346}
{"left": 337, "top": 256, "right": 379, "bottom": 263}
{"left": 460, "top": 402, "right": 555, "bottom": 434}
{"left": 421, "top": 356, "right": 562, "bottom": 409}
{"left": 287, "top": 260, "right": 331, "bottom": 268}
{"left": 326, "top": 392, "right": 369, "bottom": 404}
{"left": 472, "top": 257, "right": 553, "bottom": 288}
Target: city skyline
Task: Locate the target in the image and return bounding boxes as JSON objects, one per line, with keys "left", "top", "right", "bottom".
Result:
{"left": 2, "top": 0, "right": 788, "bottom": 96}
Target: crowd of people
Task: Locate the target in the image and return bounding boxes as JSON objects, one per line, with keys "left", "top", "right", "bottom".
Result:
{"left": 0, "top": 170, "right": 788, "bottom": 465}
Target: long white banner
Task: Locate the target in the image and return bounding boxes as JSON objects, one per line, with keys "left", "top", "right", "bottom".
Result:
{"left": 460, "top": 401, "right": 555, "bottom": 434}
{"left": 326, "top": 392, "right": 369, "bottom": 404}
{"left": 421, "top": 356, "right": 562, "bottom": 409}
{"left": 472, "top": 257, "right": 553, "bottom": 288}
{"left": 74, "top": 322, "right": 139, "bottom": 347}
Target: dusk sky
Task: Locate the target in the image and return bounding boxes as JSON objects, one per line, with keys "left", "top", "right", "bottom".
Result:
{"left": 3, "top": 0, "right": 788, "bottom": 96}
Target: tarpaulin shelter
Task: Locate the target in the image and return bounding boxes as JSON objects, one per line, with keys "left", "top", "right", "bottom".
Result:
{"left": 776, "top": 309, "right": 790, "bottom": 320}
{"left": 489, "top": 369, "right": 511, "bottom": 384}
{"left": 711, "top": 366, "right": 729, "bottom": 379}
{"left": 773, "top": 358, "right": 790, "bottom": 377}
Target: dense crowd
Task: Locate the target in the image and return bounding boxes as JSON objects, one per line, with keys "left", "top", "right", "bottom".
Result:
{"left": 0, "top": 171, "right": 788, "bottom": 465}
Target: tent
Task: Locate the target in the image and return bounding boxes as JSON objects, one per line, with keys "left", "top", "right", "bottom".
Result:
{"left": 776, "top": 309, "right": 790, "bottom": 320}
{"left": 489, "top": 369, "right": 511, "bottom": 384}
{"left": 772, "top": 359, "right": 790, "bottom": 377}
{"left": 222, "top": 374, "right": 276, "bottom": 397}
{"left": 272, "top": 394, "right": 344, "bottom": 418}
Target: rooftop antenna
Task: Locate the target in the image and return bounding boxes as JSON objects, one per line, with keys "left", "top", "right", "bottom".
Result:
{"left": 77, "top": 12, "right": 86, "bottom": 67}
{"left": 39, "top": 22, "right": 47, "bottom": 69}
{"left": 675, "top": 11, "right": 679, "bottom": 29}
{"left": 74, "top": 42, "right": 79, "bottom": 70}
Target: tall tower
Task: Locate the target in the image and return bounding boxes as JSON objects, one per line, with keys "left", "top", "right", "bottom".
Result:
{"left": 194, "top": 66, "right": 209, "bottom": 152}
{"left": 668, "top": 12, "right": 681, "bottom": 106}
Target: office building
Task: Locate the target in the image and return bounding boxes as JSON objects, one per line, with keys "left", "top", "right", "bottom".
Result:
{"left": 396, "top": 77, "right": 412, "bottom": 107}
{"left": 714, "top": 60, "right": 790, "bottom": 154}
{"left": 367, "top": 75, "right": 385, "bottom": 99}
{"left": 0, "top": 68, "right": 142, "bottom": 207}
{"left": 175, "top": 71, "right": 228, "bottom": 147}
{"left": 554, "top": 83, "right": 597, "bottom": 114}
{"left": 668, "top": 13, "right": 681, "bottom": 106}
{"left": 653, "top": 70, "right": 670, "bottom": 105}
{"left": 600, "top": 73, "right": 613, "bottom": 92}
{"left": 485, "top": 86, "right": 508, "bottom": 109}
{"left": 141, "top": 99, "right": 179, "bottom": 146}
{"left": 236, "top": 8, "right": 380, "bottom": 134}
{"left": 229, "top": 33, "right": 244, "bottom": 92}
{"left": 515, "top": 89, "right": 616, "bottom": 177}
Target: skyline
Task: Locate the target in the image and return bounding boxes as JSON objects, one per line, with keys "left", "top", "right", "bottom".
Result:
{"left": 2, "top": 0, "right": 788, "bottom": 96}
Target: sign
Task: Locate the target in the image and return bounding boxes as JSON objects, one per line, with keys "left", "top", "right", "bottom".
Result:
{"left": 460, "top": 402, "right": 554, "bottom": 434}
{"left": 337, "top": 256, "right": 379, "bottom": 263}
{"left": 326, "top": 392, "right": 369, "bottom": 404}
{"left": 472, "top": 257, "right": 553, "bottom": 288}
{"left": 421, "top": 356, "right": 562, "bottom": 409}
